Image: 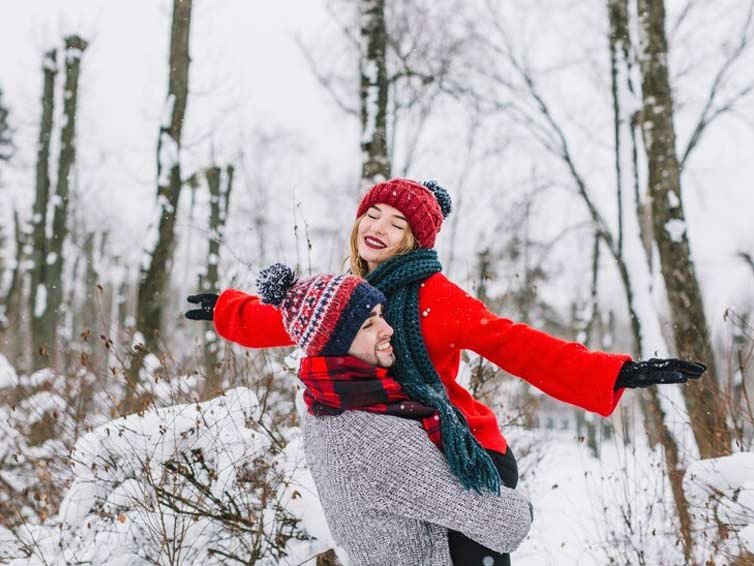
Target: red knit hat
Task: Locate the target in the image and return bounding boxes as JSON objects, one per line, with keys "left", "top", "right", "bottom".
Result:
{"left": 256, "top": 264, "right": 386, "bottom": 356}
{"left": 356, "top": 178, "right": 452, "bottom": 249}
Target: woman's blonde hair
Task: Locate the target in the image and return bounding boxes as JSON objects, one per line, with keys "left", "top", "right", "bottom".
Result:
{"left": 346, "top": 212, "right": 418, "bottom": 277}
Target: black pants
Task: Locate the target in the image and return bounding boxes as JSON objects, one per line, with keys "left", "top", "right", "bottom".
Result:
{"left": 448, "top": 447, "right": 519, "bottom": 566}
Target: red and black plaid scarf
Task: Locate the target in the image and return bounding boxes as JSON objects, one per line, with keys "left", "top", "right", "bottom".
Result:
{"left": 298, "top": 355, "right": 442, "bottom": 450}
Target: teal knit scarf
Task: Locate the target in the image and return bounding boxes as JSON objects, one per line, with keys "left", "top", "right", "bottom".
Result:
{"left": 366, "top": 249, "right": 501, "bottom": 494}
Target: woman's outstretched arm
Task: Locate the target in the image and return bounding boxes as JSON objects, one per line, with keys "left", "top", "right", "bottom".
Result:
{"left": 212, "top": 289, "right": 294, "bottom": 348}
{"left": 428, "top": 274, "right": 631, "bottom": 416}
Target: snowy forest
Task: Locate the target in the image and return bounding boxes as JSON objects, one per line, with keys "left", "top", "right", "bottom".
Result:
{"left": 0, "top": 0, "right": 753, "bottom": 564}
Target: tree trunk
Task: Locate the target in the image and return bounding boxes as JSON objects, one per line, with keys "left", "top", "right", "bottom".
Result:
{"left": 40, "top": 35, "right": 88, "bottom": 368}
{"left": 83, "top": 231, "right": 101, "bottom": 330}
{"left": 2, "top": 209, "right": 24, "bottom": 323}
{"left": 0, "top": 209, "right": 24, "bottom": 360}
{"left": 79, "top": 232, "right": 99, "bottom": 347}
{"left": 0, "top": 210, "right": 25, "bottom": 355}
{"left": 201, "top": 165, "right": 234, "bottom": 399}
{"left": 608, "top": 0, "right": 631, "bottom": 257}
{"left": 607, "top": 4, "right": 695, "bottom": 560}
{"left": 360, "top": 0, "right": 391, "bottom": 189}
{"left": 635, "top": 0, "right": 731, "bottom": 459}
{"left": 29, "top": 49, "right": 57, "bottom": 370}
{"left": 0, "top": 86, "right": 12, "bottom": 164}
{"left": 129, "top": 0, "right": 193, "bottom": 408}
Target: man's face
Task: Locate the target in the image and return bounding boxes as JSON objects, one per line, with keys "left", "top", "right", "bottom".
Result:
{"left": 347, "top": 304, "right": 395, "bottom": 368}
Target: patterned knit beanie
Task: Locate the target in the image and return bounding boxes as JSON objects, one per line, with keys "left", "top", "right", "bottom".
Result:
{"left": 356, "top": 178, "right": 452, "bottom": 249}
{"left": 256, "top": 264, "right": 386, "bottom": 356}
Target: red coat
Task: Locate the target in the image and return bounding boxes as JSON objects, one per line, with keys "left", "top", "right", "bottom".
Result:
{"left": 213, "top": 272, "right": 631, "bottom": 454}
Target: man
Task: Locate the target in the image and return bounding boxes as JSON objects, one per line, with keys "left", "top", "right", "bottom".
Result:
{"left": 186, "top": 263, "right": 533, "bottom": 566}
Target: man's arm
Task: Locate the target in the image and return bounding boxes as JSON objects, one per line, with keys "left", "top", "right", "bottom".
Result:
{"left": 355, "top": 414, "right": 533, "bottom": 554}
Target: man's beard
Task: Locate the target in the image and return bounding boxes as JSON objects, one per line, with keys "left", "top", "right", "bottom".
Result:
{"left": 375, "top": 350, "right": 395, "bottom": 368}
{"left": 349, "top": 348, "right": 395, "bottom": 368}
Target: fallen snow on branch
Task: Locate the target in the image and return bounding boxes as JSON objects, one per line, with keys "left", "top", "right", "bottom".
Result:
{"left": 6, "top": 387, "right": 332, "bottom": 566}
{"left": 684, "top": 453, "right": 754, "bottom": 558}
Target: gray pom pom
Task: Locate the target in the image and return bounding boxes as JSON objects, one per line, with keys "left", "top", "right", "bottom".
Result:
{"left": 423, "top": 180, "right": 452, "bottom": 219}
{"left": 256, "top": 263, "right": 296, "bottom": 306}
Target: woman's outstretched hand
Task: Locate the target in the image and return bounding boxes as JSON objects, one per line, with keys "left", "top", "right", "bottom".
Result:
{"left": 614, "top": 358, "right": 707, "bottom": 390}
{"left": 185, "top": 293, "right": 219, "bottom": 321}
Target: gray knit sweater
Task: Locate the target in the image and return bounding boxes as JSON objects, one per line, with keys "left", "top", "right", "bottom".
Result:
{"left": 303, "top": 411, "right": 532, "bottom": 566}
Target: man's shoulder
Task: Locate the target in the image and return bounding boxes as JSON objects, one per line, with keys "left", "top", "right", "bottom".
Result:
{"left": 305, "top": 411, "right": 423, "bottom": 437}
{"left": 304, "top": 411, "right": 427, "bottom": 461}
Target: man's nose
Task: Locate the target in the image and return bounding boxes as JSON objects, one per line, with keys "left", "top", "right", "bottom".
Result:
{"left": 379, "top": 319, "right": 394, "bottom": 337}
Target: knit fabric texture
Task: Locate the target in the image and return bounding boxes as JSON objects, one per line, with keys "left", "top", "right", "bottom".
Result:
{"left": 356, "top": 178, "right": 445, "bottom": 248}
{"left": 256, "top": 266, "right": 385, "bottom": 356}
{"left": 366, "top": 248, "right": 501, "bottom": 494}
{"left": 303, "top": 411, "right": 532, "bottom": 566}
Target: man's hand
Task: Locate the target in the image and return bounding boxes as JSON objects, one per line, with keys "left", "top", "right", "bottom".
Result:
{"left": 185, "top": 293, "right": 219, "bottom": 321}
{"left": 615, "top": 358, "right": 707, "bottom": 390}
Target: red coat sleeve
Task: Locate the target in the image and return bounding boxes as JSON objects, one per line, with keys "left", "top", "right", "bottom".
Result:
{"left": 437, "top": 276, "right": 630, "bottom": 417}
{"left": 213, "top": 289, "right": 294, "bottom": 349}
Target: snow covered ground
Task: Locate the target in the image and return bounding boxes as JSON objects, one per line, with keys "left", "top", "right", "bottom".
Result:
{"left": 1, "top": 369, "right": 751, "bottom": 565}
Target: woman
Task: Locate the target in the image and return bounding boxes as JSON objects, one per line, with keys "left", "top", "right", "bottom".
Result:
{"left": 195, "top": 178, "right": 705, "bottom": 565}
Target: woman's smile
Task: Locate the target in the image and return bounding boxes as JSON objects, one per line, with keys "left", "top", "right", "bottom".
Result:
{"left": 364, "top": 235, "right": 387, "bottom": 249}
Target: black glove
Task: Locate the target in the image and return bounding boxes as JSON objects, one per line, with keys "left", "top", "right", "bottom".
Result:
{"left": 185, "top": 293, "right": 219, "bottom": 321}
{"left": 614, "top": 358, "right": 707, "bottom": 390}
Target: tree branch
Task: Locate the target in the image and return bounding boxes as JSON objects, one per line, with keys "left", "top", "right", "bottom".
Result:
{"left": 293, "top": 35, "right": 359, "bottom": 118}
{"left": 680, "top": 0, "right": 754, "bottom": 168}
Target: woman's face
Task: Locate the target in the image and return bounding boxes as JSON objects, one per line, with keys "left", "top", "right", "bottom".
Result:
{"left": 356, "top": 203, "right": 410, "bottom": 271}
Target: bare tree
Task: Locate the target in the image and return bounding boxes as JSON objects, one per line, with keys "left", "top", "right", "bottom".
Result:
{"left": 636, "top": 0, "right": 732, "bottom": 459}
{"left": 678, "top": 2, "right": 754, "bottom": 169}
{"left": 0, "top": 211, "right": 23, "bottom": 341}
{"left": 606, "top": 2, "right": 694, "bottom": 560}
{"left": 301, "top": 0, "right": 472, "bottom": 201}
{"left": 201, "top": 164, "right": 234, "bottom": 400}
{"left": 0, "top": 88, "right": 12, "bottom": 325}
{"left": 0, "top": 86, "right": 12, "bottom": 165}
{"left": 130, "top": 0, "right": 193, "bottom": 407}
{"left": 360, "top": 0, "right": 391, "bottom": 187}
{"left": 28, "top": 49, "right": 57, "bottom": 370}
{"left": 39, "top": 35, "right": 88, "bottom": 368}
{"left": 471, "top": 4, "right": 735, "bottom": 557}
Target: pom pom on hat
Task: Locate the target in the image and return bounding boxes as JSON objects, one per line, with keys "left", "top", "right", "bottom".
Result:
{"left": 256, "top": 263, "right": 297, "bottom": 306}
{"left": 422, "top": 180, "right": 452, "bottom": 219}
